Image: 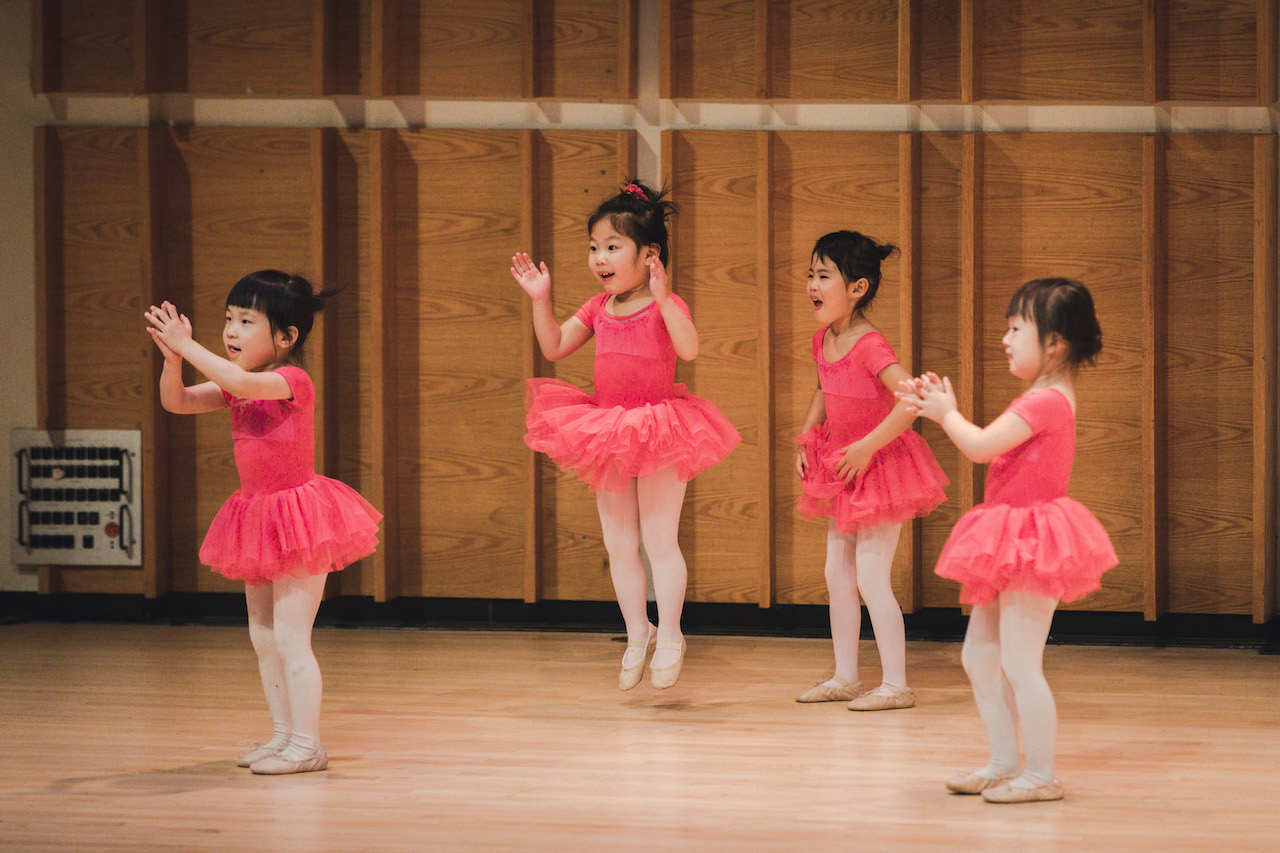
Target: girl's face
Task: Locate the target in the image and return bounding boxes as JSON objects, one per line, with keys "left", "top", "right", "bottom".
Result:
{"left": 1002, "top": 312, "right": 1055, "bottom": 381}
{"left": 588, "top": 220, "right": 657, "bottom": 296}
{"left": 224, "top": 304, "right": 292, "bottom": 371}
{"left": 807, "top": 254, "right": 867, "bottom": 329}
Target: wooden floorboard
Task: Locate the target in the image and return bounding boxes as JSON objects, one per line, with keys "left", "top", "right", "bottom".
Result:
{"left": 0, "top": 623, "right": 1277, "bottom": 851}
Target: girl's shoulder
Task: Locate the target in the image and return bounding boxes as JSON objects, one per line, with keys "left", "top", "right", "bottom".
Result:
{"left": 273, "top": 365, "right": 314, "bottom": 405}
{"left": 574, "top": 292, "right": 611, "bottom": 326}
{"left": 1008, "top": 386, "right": 1074, "bottom": 432}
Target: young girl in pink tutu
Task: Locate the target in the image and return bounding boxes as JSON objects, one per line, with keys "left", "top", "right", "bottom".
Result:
{"left": 897, "top": 277, "right": 1117, "bottom": 803}
{"left": 511, "top": 180, "right": 740, "bottom": 690}
{"left": 145, "top": 271, "right": 381, "bottom": 775}
{"left": 795, "top": 231, "right": 949, "bottom": 711}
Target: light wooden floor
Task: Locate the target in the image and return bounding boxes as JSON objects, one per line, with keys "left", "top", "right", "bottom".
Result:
{"left": 1, "top": 623, "right": 1277, "bottom": 851}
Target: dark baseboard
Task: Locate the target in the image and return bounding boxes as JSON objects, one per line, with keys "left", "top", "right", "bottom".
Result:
{"left": 0, "top": 591, "right": 1274, "bottom": 649}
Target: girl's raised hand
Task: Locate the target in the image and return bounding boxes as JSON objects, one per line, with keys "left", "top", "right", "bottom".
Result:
{"left": 511, "top": 252, "right": 552, "bottom": 302}
{"left": 146, "top": 326, "right": 182, "bottom": 364}
{"left": 648, "top": 257, "right": 669, "bottom": 304}
{"left": 896, "top": 372, "right": 957, "bottom": 423}
{"left": 144, "top": 301, "right": 194, "bottom": 356}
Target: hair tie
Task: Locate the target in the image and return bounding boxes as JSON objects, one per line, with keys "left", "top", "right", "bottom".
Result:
{"left": 623, "top": 182, "right": 648, "bottom": 202}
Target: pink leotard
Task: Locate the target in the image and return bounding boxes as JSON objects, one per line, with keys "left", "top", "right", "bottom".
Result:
{"left": 524, "top": 292, "right": 740, "bottom": 493}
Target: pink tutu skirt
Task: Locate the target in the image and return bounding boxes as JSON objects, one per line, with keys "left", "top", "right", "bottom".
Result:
{"left": 200, "top": 475, "right": 382, "bottom": 586}
{"left": 934, "top": 498, "right": 1118, "bottom": 605}
{"left": 525, "top": 378, "right": 741, "bottom": 494}
{"left": 797, "top": 425, "right": 948, "bottom": 532}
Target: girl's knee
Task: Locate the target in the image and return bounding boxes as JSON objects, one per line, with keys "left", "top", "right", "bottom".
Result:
{"left": 999, "top": 650, "right": 1043, "bottom": 689}
{"left": 248, "top": 623, "right": 278, "bottom": 656}
{"left": 961, "top": 637, "right": 1000, "bottom": 679}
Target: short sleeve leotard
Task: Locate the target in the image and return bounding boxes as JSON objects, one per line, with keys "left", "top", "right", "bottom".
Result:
{"left": 524, "top": 292, "right": 740, "bottom": 493}
{"left": 199, "top": 366, "right": 382, "bottom": 586}
{"left": 797, "top": 328, "right": 949, "bottom": 532}
{"left": 933, "top": 388, "right": 1118, "bottom": 605}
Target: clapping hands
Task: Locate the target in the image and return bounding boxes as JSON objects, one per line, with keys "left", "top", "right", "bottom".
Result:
{"left": 895, "top": 372, "right": 958, "bottom": 424}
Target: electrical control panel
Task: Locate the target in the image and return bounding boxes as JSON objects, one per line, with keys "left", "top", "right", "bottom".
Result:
{"left": 12, "top": 429, "right": 141, "bottom": 566}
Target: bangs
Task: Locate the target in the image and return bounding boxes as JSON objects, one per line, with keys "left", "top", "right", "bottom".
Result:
{"left": 225, "top": 270, "right": 292, "bottom": 329}
{"left": 1005, "top": 282, "right": 1047, "bottom": 323}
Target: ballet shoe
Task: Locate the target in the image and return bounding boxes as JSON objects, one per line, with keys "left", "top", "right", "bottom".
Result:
{"left": 946, "top": 771, "right": 1014, "bottom": 794}
{"left": 250, "top": 746, "right": 329, "bottom": 775}
{"left": 649, "top": 639, "right": 686, "bottom": 689}
{"left": 236, "top": 742, "right": 283, "bottom": 768}
{"left": 618, "top": 623, "right": 658, "bottom": 690}
{"left": 795, "top": 674, "right": 863, "bottom": 703}
{"left": 847, "top": 683, "right": 916, "bottom": 711}
{"left": 981, "top": 778, "right": 1064, "bottom": 803}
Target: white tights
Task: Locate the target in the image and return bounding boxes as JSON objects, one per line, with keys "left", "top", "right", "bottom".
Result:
{"left": 596, "top": 466, "right": 688, "bottom": 670}
{"left": 245, "top": 572, "right": 328, "bottom": 760}
{"left": 824, "top": 520, "right": 907, "bottom": 689}
{"left": 961, "top": 590, "right": 1059, "bottom": 786}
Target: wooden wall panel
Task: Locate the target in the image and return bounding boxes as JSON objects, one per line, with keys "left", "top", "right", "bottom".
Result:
{"left": 768, "top": 132, "right": 904, "bottom": 605}
{"left": 534, "top": 0, "right": 635, "bottom": 99}
{"left": 666, "top": 131, "right": 763, "bottom": 603}
{"left": 1164, "top": 134, "right": 1256, "bottom": 614}
{"left": 1165, "top": 0, "right": 1265, "bottom": 102}
{"left": 917, "top": 132, "right": 964, "bottom": 607}
{"left": 157, "top": 128, "right": 319, "bottom": 593}
{"left": 917, "top": 0, "right": 961, "bottom": 100}
{"left": 176, "top": 0, "right": 321, "bottom": 95}
{"left": 329, "top": 130, "right": 375, "bottom": 597}
{"left": 395, "top": 3, "right": 526, "bottom": 97}
{"left": 35, "top": 128, "right": 146, "bottom": 595}
{"left": 663, "top": 0, "right": 757, "bottom": 99}
{"left": 390, "top": 130, "right": 527, "bottom": 598}
{"left": 976, "top": 1, "right": 1146, "bottom": 102}
{"left": 768, "top": 0, "right": 899, "bottom": 100}
{"left": 978, "top": 134, "right": 1145, "bottom": 612}
{"left": 33, "top": 0, "right": 136, "bottom": 94}
{"left": 45, "top": 129, "right": 146, "bottom": 431}
{"left": 531, "top": 131, "right": 636, "bottom": 603}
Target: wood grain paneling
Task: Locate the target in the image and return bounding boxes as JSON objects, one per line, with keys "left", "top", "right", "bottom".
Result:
{"left": 35, "top": 127, "right": 147, "bottom": 595}
{"left": 1166, "top": 0, "right": 1264, "bottom": 102}
{"left": 179, "top": 0, "right": 320, "bottom": 95}
{"left": 917, "top": 132, "right": 964, "bottom": 608}
{"left": 533, "top": 0, "right": 635, "bottom": 99}
{"left": 977, "top": 0, "right": 1146, "bottom": 103}
{"left": 389, "top": 130, "right": 526, "bottom": 598}
{"left": 395, "top": 2, "right": 526, "bottom": 97}
{"left": 768, "top": 0, "right": 898, "bottom": 100}
{"left": 1164, "top": 134, "right": 1255, "bottom": 615}
{"left": 664, "top": 0, "right": 757, "bottom": 99}
{"left": 33, "top": 0, "right": 136, "bottom": 93}
{"left": 329, "top": 129, "right": 377, "bottom": 598}
{"left": 666, "top": 130, "right": 762, "bottom": 604}
{"left": 1253, "top": 135, "right": 1277, "bottom": 622}
{"left": 977, "top": 133, "right": 1145, "bottom": 612}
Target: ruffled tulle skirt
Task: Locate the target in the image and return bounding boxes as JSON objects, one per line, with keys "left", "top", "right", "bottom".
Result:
{"left": 934, "top": 498, "right": 1118, "bottom": 605}
{"left": 524, "top": 378, "right": 741, "bottom": 493}
{"left": 200, "top": 475, "right": 382, "bottom": 586}
{"left": 796, "top": 425, "right": 949, "bottom": 532}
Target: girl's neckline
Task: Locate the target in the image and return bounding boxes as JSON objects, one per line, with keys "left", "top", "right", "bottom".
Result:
{"left": 603, "top": 293, "right": 658, "bottom": 319}
{"left": 1021, "top": 385, "right": 1076, "bottom": 417}
{"left": 819, "top": 326, "right": 881, "bottom": 364}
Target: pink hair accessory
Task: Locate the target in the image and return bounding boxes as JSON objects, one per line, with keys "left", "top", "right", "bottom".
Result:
{"left": 623, "top": 182, "right": 648, "bottom": 201}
